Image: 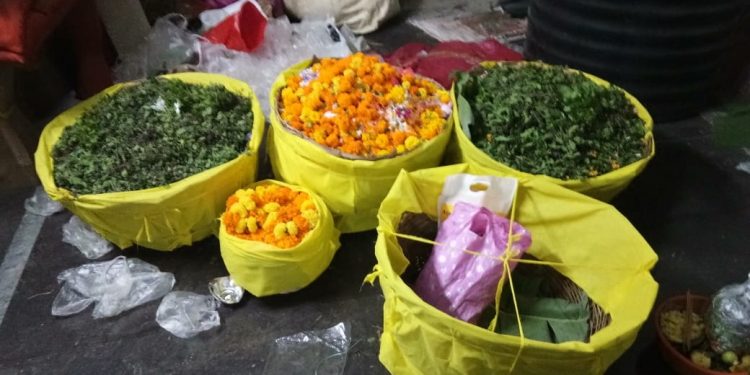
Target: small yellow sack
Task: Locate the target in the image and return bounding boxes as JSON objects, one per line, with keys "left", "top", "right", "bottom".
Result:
{"left": 370, "top": 164, "right": 658, "bottom": 375}
{"left": 268, "top": 60, "right": 453, "bottom": 233}
{"left": 35, "top": 73, "right": 265, "bottom": 251}
{"left": 447, "top": 61, "right": 655, "bottom": 201}
{"left": 219, "top": 180, "right": 340, "bottom": 297}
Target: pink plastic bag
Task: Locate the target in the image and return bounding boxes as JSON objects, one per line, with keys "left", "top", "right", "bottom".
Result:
{"left": 414, "top": 202, "right": 531, "bottom": 323}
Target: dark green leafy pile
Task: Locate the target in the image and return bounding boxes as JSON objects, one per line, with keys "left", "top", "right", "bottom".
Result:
{"left": 53, "top": 78, "right": 252, "bottom": 194}
{"left": 456, "top": 64, "right": 647, "bottom": 179}
{"left": 496, "top": 271, "right": 589, "bottom": 344}
{"left": 475, "top": 264, "right": 592, "bottom": 344}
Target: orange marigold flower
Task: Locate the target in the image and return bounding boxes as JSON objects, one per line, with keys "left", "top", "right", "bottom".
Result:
{"left": 375, "top": 134, "right": 389, "bottom": 148}
{"left": 222, "top": 184, "right": 318, "bottom": 249}
{"left": 391, "top": 132, "right": 407, "bottom": 146}
{"left": 278, "top": 53, "right": 450, "bottom": 158}
{"left": 337, "top": 93, "right": 352, "bottom": 108}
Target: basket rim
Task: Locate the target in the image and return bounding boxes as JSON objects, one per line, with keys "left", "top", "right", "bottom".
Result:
{"left": 38, "top": 72, "right": 264, "bottom": 200}
{"left": 451, "top": 60, "right": 655, "bottom": 186}
{"left": 271, "top": 58, "right": 453, "bottom": 162}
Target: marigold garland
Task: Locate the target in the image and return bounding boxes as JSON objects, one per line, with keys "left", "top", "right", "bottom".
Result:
{"left": 222, "top": 183, "right": 318, "bottom": 249}
{"left": 279, "top": 52, "right": 452, "bottom": 158}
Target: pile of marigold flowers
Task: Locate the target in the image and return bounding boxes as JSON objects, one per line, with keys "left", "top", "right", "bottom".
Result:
{"left": 279, "top": 52, "right": 452, "bottom": 159}
{"left": 222, "top": 184, "right": 319, "bottom": 249}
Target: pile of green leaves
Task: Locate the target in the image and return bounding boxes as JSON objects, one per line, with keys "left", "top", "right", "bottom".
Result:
{"left": 496, "top": 271, "right": 590, "bottom": 343}
{"left": 456, "top": 64, "right": 647, "bottom": 179}
{"left": 476, "top": 265, "right": 591, "bottom": 344}
{"left": 53, "top": 78, "right": 252, "bottom": 194}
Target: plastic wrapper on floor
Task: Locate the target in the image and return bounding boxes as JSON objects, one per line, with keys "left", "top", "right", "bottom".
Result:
{"left": 52, "top": 256, "right": 175, "bottom": 319}
{"left": 262, "top": 322, "right": 351, "bottom": 375}
{"left": 62, "top": 215, "right": 113, "bottom": 259}
{"left": 156, "top": 291, "right": 221, "bottom": 339}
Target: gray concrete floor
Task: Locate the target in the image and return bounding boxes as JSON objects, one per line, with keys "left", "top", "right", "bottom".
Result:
{"left": 1, "top": 6, "right": 750, "bottom": 375}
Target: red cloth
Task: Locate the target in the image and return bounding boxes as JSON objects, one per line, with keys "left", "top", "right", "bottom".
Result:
{"left": 204, "top": 1, "right": 267, "bottom": 53}
{"left": 385, "top": 39, "right": 523, "bottom": 88}
{"left": 0, "top": 0, "right": 79, "bottom": 64}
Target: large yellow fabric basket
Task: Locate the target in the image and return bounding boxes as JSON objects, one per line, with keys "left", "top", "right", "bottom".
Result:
{"left": 369, "top": 164, "right": 658, "bottom": 374}
{"left": 447, "top": 61, "right": 655, "bottom": 201}
{"left": 35, "top": 73, "right": 265, "bottom": 251}
{"left": 268, "top": 59, "right": 453, "bottom": 233}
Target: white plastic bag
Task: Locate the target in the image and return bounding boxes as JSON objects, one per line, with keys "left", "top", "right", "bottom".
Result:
{"left": 62, "top": 216, "right": 114, "bottom": 259}
{"left": 263, "top": 322, "right": 351, "bottom": 375}
{"left": 51, "top": 256, "right": 175, "bottom": 319}
{"left": 197, "top": 16, "right": 352, "bottom": 114}
{"left": 114, "top": 14, "right": 200, "bottom": 81}
{"left": 115, "top": 14, "right": 354, "bottom": 115}
{"left": 437, "top": 174, "right": 517, "bottom": 222}
{"left": 156, "top": 291, "right": 220, "bottom": 338}
{"left": 24, "top": 186, "right": 63, "bottom": 216}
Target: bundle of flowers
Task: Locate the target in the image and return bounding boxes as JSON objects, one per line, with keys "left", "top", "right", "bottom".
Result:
{"left": 278, "top": 52, "right": 452, "bottom": 159}
{"left": 221, "top": 183, "right": 319, "bottom": 249}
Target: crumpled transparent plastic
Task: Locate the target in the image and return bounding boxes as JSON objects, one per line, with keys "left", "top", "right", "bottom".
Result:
{"left": 62, "top": 216, "right": 114, "bottom": 259}
{"left": 24, "top": 186, "right": 64, "bottom": 216}
{"left": 114, "top": 13, "right": 355, "bottom": 114}
{"left": 51, "top": 256, "right": 175, "bottom": 319}
{"left": 155, "top": 291, "right": 221, "bottom": 338}
{"left": 706, "top": 273, "right": 750, "bottom": 353}
{"left": 197, "top": 16, "right": 352, "bottom": 114}
{"left": 263, "top": 322, "right": 351, "bottom": 375}
{"left": 114, "top": 14, "right": 200, "bottom": 81}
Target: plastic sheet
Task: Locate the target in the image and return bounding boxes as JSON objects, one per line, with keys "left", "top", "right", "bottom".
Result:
{"left": 263, "top": 322, "right": 351, "bottom": 375}
{"left": 156, "top": 292, "right": 220, "bottom": 338}
{"left": 51, "top": 256, "right": 175, "bottom": 319}
{"left": 62, "top": 216, "right": 114, "bottom": 259}
{"left": 24, "top": 186, "right": 63, "bottom": 216}
{"left": 114, "top": 14, "right": 354, "bottom": 115}
{"left": 114, "top": 15, "right": 200, "bottom": 81}
{"left": 706, "top": 273, "right": 750, "bottom": 353}
{"left": 198, "top": 16, "right": 352, "bottom": 114}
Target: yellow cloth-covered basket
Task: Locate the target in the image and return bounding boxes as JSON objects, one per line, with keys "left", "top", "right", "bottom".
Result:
{"left": 34, "top": 73, "right": 265, "bottom": 251}
{"left": 219, "top": 179, "right": 340, "bottom": 297}
{"left": 268, "top": 60, "right": 453, "bottom": 233}
{"left": 447, "top": 61, "right": 655, "bottom": 201}
{"left": 368, "top": 164, "right": 658, "bottom": 375}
